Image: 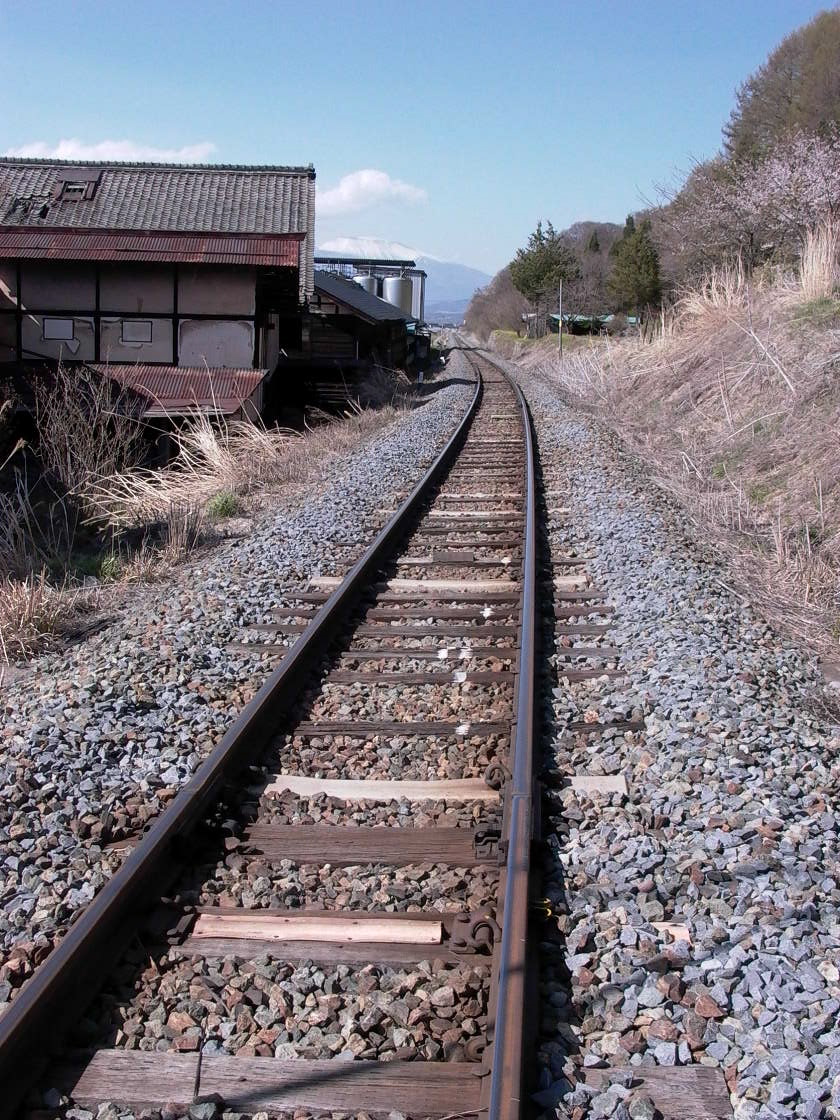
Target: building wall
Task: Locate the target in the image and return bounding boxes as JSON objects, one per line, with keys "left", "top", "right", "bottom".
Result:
{"left": 99, "top": 317, "right": 174, "bottom": 363}
{"left": 178, "top": 319, "right": 254, "bottom": 367}
{"left": 20, "top": 262, "right": 96, "bottom": 310}
{"left": 100, "top": 265, "right": 173, "bottom": 313}
{"left": 178, "top": 268, "right": 256, "bottom": 315}
{"left": 21, "top": 314, "right": 95, "bottom": 361}
{"left": 0, "top": 260, "right": 268, "bottom": 367}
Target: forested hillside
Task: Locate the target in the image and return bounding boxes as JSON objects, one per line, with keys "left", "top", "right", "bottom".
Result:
{"left": 468, "top": 8, "right": 840, "bottom": 339}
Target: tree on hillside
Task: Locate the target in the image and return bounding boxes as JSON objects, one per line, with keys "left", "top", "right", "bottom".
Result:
{"left": 663, "top": 128, "right": 840, "bottom": 273}
{"left": 724, "top": 9, "right": 840, "bottom": 160}
{"left": 465, "top": 266, "right": 530, "bottom": 340}
{"left": 509, "top": 221, "right": 581, "bottom": 303}
{"left": 587, "top": 230, "right": 600, "bottom": 253}
{"left": 509, "top": 221, "right": 581, "bottom": 335}
{"left": 608, "top": 220, "right": 661, "bottom": 315}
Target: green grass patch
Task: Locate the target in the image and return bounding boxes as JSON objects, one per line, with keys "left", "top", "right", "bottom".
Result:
{"left": 206, "top": 491, "right": 242, "bottom": 519}
{"left": 747, "top": 480, "right": 776, "bottom": 504}
{"left": 790, "top": 297, "right": 840, "bottom": 328}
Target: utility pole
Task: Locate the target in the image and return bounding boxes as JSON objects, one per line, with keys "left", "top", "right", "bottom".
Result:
{"left": 557, "top": 279, "right": 563, "bottom": 358}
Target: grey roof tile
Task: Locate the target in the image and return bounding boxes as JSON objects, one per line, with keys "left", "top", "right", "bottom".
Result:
{"left": 0, "top": 158, "right": 316, "bottom": 296}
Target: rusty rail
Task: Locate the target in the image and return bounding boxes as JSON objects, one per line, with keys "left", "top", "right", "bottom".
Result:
{"left": 487, "top": 369, "right": 538, "bottom": 1120}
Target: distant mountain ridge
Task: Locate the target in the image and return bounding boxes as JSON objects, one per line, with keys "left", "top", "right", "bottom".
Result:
{"left": 317, "top": 236, "right": 491, "bottom": 319}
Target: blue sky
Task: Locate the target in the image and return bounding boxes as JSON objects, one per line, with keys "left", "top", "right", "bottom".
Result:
{"left": 2, "top": 0, "right": 832, "bottom": 273}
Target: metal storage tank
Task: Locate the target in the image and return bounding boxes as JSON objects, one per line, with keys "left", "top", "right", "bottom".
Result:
{"left": 354, "top": 275, "right": 377, "bottom": 295}
{"left": 410, "top": 274, "right": 425, "bottom": 321}
{"left": 382, "top": 275, "right": 413, "bottom": 315}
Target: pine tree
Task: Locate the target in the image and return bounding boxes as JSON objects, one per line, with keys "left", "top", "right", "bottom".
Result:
{"left": 607, "top": 220, "right": 661, "bottom": 315}
{"left": 587, "top": 229, "right": 600, "bottom": 253}
{"left": 609, "top": 214, "right": 636, "bottom": 257}
{"left": 509, "top": 221, "right": 581, "bottom": 303}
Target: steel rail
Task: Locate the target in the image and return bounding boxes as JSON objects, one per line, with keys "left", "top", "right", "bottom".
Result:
{"left": 0, "top": 370, "right": 482, "bottom": 1113}
{"left": 481, "top": 350, "right": 538, "bottom": 1120}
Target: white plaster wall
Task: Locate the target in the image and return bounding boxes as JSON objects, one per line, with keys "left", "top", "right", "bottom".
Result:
{"left": 99, "top": 318, "right": 174, "bottom": 363}
{"left": 100, "top": 266, "right": 174, "bottom": 313}
{"left": 21, "top": 264, "right": 96, "bottom": 310}
{"left": 178, "top": 268, "right": 255, "bottom": 315}
{"left": 22, "top": 315, "right": 95, "bottom": 360}
{"left": 178, "top": 319, "right": 254, "bottom": 367}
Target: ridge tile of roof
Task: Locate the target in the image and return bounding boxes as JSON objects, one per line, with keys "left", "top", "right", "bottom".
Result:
{"left": 0, "top": 157, "right": 315, "bottom": 174}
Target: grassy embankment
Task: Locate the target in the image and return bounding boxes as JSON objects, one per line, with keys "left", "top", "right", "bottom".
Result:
{"left": 503, "top": 228, "right": 840, "bottom": 653}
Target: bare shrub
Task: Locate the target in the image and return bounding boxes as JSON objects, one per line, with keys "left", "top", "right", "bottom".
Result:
{"left": 0, "top": 469, "right": 78, "bottom": 578}
{"left": 355, "top": 365, "right": 411, "bottom": 408}
{"left": 35, "top": 363, "right": 145, "bottom": 504}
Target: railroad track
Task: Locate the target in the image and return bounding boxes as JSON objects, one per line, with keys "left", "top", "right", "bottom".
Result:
{"left": 1, "top": 350, "right": 545, "bottom": 1120}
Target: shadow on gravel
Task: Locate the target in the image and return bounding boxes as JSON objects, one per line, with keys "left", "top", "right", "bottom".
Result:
{"left": 528, "top": 417, "right": 583, "bottom": 1113}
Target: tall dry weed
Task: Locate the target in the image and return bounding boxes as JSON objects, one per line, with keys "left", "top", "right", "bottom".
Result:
{"left": 798, "top": 221, "right": 840, "bottom": 301}
{"left": 0, "top": 572, "right": 96, "bottom": 663}
{"left": 90, "top": 406, "right": 399, "bottom": 528}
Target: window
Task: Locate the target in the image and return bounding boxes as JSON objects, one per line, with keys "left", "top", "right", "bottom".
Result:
{"left": 121, "top": 319, "right": 153, "bottom": 344}
{"left": 42, "top": 317, "right": 74, "bottom": 341}
{"left": 60, "top": 183, "right": 87, "bottom": 199}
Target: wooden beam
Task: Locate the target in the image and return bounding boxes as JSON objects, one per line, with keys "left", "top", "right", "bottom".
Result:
{"left": 262, "top": 775, "right": 501, "bottom": 802}
{"left": 311, "top": 576, "right": 519, "bottom": 593}
{"left": 61, "top": 1051, "right": 483, "bottom": 1115}
{"left": 582, "top": 1066, "right": 732, "bottom": 1119}
{"left": 191, "top": 911, "right": 443, "bottom": 945}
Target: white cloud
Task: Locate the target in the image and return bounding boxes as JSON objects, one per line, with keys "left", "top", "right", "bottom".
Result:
{"left": 318, "top": 169, "right": 427, "bottom": 217}
{"left": 2, "top": 139, "right": 217, "bottom": 162}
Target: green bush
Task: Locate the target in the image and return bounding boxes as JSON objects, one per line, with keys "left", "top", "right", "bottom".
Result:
{"left": 206, "top": 491, "right": 242, "bottom": 519}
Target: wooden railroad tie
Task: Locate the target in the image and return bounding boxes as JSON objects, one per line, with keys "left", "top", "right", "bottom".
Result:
{"left": 59, "top": 1050, "right": 484, "bottom": 1115}
{"left": 241, "top": 821, "right": 503, "bottom": 867}
{"left": 182, "top": 908, "right": 499, "bottom": 965}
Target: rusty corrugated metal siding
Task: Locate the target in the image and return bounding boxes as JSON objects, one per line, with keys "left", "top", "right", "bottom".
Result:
{"left": 88, "top": 363, "right": 268, "bottom": 416}
{"left": 0, "top": 228, "right": 302, "bottom": 267}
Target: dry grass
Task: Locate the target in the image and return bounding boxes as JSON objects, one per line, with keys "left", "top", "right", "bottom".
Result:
{"left": 0, "top": 571, "right": 97, "bottom": 663}
{"left": 1, "top": 398, "right": 401, "bottom": 659}
{"left": 90, "top": 406, "right": 400, "bottom": 529}
{"left": 515, "top": 225, "right": 840, "bottom": 652}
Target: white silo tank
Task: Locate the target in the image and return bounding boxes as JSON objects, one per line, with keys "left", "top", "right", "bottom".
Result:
{"left": 410, "top": 275, "right": 424, "bottom": 320}
{"left": 354, "top": 275, "right": 377, "bottom": 295}
{"left": 382, "top": 275, "right": 413, "bottom": 315}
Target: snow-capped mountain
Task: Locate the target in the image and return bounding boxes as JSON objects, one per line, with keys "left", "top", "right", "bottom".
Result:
{"left": 317, "top": 236, "right": 491, "bottom": 320}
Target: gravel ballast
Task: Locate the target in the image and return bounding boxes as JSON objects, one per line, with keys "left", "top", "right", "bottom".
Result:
{"left": 0, "top": 371, "right": 473, "bottom": 998}
{"left": 495, "top": 355, "right": 840, "bottom": 1120}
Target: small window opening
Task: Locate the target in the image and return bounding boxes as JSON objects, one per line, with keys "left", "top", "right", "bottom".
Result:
{"left": 43, "top": 317, "right": 75, "bottom": 341}
{"left": 121, "top": 320, "right": 153, "bottom": 344}
{"left": 52, "top": 169, "right": 103, "bottom": 203}
{"left": 61, "top": 183, "right": 87, "bottom": 199}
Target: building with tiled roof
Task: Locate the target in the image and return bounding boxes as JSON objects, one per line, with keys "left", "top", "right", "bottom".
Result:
{"left": 0, "top": 159, "right": 316, "bottom": 414}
